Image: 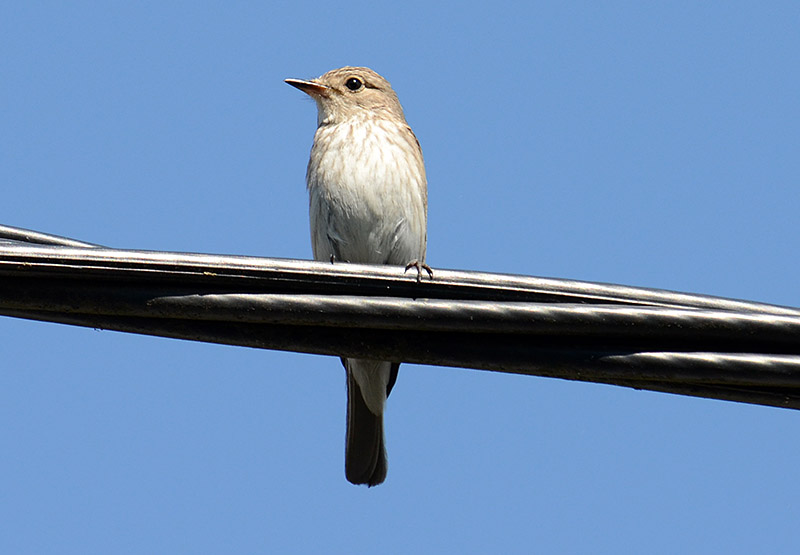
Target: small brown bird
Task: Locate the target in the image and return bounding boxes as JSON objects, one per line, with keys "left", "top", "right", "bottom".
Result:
{"left": 286, "top": 67, "right": 428, "bottom": 486}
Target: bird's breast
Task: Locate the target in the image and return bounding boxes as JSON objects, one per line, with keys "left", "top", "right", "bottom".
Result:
{"left": 306, "top": 118, "right": 427, "bottom": 265}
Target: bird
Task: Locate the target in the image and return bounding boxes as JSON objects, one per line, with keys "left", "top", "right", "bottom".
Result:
{"left": 286, "top": 67, "right": 429, "bottom": 486}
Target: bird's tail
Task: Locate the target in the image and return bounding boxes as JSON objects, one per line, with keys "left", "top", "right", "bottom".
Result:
{"left": 343, "top": 359, "right": 398, "bottom": 487}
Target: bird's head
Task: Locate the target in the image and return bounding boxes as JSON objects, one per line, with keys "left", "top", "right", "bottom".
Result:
{"left": 286, "top": 66, "right": 406, "bottom": 125}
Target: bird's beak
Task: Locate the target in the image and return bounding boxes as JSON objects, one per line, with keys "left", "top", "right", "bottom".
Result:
{"left": 285, "top": 78, "right": 331, "bottom": 98}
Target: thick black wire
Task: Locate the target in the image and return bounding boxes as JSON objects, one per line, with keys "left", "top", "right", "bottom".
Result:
{"left": 1, "top": 240, "right": 796, "bottom": 315}
{"left": 1, "top": 224, "right": 799, "bottom": 410}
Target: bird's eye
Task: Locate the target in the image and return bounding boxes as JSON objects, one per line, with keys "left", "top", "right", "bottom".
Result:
{"left": 345, "top": 77, "right": 363, "bottom": 91}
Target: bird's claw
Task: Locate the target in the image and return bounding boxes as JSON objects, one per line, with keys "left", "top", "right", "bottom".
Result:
{"left": 404, "top": 260, "right": 433, "bottom": 282}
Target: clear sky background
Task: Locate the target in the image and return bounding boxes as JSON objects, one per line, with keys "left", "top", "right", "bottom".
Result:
{"left": 2, "top": 2, "right": 799, "bottom": 553}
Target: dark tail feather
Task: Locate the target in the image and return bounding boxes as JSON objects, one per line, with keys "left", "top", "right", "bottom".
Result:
{"left": 345, "top": 368, "right": 387, "bottom": 487}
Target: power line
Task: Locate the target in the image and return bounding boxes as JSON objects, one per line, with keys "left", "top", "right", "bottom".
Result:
{"left": 2, "top": 223, "right": 799, "bottom": 409}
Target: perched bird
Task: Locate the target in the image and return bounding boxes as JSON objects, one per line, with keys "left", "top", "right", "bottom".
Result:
{"left": 286, "top": 67, "right": 429, "bottom": 486}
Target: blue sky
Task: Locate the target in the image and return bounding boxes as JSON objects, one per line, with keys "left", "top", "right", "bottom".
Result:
{"left": 2, "top": 2, "right": 799, "bottom": 553}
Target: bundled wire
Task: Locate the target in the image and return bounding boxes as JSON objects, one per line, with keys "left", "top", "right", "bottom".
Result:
{"left": 1, "top": 223, "right": 799, "bottom": 410}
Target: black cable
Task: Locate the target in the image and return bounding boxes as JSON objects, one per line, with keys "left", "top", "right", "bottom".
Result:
{"left": 1, "top": 224, "right": 798, "bottom": 410}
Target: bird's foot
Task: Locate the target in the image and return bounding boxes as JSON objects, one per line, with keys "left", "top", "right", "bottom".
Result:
{"left": 404, "top": 260, "right": 434, "bottom": 282}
